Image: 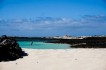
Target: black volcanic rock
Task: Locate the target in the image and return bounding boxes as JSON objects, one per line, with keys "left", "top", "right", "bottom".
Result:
{"left": 0, "top": 35, "right": 27, "bottom": 61}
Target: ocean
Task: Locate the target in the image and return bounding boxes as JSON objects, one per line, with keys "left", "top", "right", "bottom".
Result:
{"left": 18, "top": 41, "right": 70, "bottom": 49}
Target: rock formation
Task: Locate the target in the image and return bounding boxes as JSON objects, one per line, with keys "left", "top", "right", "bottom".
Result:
{"left": 0, "top": 35, "right": 27, "bottom": 61}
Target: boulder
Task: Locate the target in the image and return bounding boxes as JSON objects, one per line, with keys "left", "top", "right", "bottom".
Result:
{"left": 0, "top": 35, "right": 27, "bottom": 61}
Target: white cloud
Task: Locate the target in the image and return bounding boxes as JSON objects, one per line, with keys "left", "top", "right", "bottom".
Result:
{"left": 0, "top": 15, "right": 106, "bottom": 36}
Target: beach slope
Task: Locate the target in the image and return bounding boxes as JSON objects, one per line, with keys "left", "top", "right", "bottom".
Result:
{"left": 0, "top": 49, "right": 106, "bottom": 70}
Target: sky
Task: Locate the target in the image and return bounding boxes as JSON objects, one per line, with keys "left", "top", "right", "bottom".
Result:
{"left": 0, "top": 0, "right": 106, "bottom": 37}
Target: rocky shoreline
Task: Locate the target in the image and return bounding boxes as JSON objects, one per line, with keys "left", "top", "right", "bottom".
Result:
{"left": 47, "top": 37, "right": 106, "bottom": 48}
{"left": 2, "top": 36, "right": 106, "bottom": 48}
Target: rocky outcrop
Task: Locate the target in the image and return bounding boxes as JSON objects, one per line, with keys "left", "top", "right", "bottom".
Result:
{"left": 0, "top": 35, "right": 27, "bottom": 61}
{"left": 47, "top": 37, "right": 106, "bottom": 48}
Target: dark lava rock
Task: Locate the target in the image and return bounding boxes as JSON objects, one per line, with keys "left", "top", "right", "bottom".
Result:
{"left": 0, "top": 35, "right": 27, "bottom": 61}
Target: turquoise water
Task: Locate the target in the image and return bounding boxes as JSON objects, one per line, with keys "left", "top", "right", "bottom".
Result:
{"left": 18, "top": 41, "right": 70, "bottom": 49}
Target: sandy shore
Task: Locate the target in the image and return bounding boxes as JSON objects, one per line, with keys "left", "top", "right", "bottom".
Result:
{"left": 0, "top": 48, "right": 106, "bottom": 70}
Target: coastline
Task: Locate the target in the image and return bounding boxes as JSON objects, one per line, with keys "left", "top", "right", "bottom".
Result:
{"left": 47, "top": 37, "right": 106, "bottom": 48}
{"left": 0, "top": 48, "right": 106, "bottom": 70}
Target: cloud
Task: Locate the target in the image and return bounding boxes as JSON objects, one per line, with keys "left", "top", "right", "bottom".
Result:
{"left": 0, "top": 15, "right": 106, "bottom": 36}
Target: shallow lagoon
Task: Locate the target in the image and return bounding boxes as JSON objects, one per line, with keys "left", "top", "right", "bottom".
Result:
{"left": 18, "top": 41, "right": 70, "bottom": 49}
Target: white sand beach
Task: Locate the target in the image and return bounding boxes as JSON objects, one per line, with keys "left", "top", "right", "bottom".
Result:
{"left": 0, "top": 48, "right": 106, "bottom": 70}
